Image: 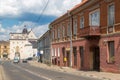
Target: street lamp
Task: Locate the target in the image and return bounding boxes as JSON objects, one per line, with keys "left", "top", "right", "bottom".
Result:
{"left": 67, "top": 10, "right": 73, "bottom": 67}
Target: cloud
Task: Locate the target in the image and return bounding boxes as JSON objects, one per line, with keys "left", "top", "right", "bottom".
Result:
{"left": 0, "top": 24, "right": 9, "bottom": 40}
{"left": 0, "top": 0, "right": 82, "bottom": 40}
{"left": 32, "top": 24, "right": 49, "bottom": 38}
{"left": 0, "top": 22, "right": 49, "bottom": 40}
{"left": 0, "top": 0, "right": 21, "bottom": 17}
{"left": 0, "top": 24, "right": 6, "bottom": 33}
{"left": 0, "top": 0, "right": 81, "bottom": 17}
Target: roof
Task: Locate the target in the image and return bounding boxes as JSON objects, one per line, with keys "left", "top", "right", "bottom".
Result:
{"left": 49, "top": 0, "right": 89, "bottom": 28}
{"left": 29, "top": 41, "right": 37, "bottom": 48}
{"left": 38, "top": 30, "right": 50, "bottom": 40}
{"left": 69, "top": 0, "right": 88, "bottom": 12}
{"left": 0, "top": 41, "right": 9, "bottom": 45}
{"left": 10, "top": 33, "right": 23, "bottom": 34}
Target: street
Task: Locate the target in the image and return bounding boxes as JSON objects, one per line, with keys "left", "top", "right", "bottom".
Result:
{"left": 1, "top": 61, "right": 101, "bottom": 80}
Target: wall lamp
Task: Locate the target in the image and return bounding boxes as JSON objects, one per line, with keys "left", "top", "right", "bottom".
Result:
{"left": 103, "top": 39, "right": 108, "bottom": 46}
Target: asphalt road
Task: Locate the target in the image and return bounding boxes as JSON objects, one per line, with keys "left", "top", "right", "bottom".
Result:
{"left": 1, "top": 61, "right": 101, "bottom": 80}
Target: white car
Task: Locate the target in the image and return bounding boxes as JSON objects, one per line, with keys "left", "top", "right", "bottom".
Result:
{"left": 13, "top": 57, "right": 19, "bottom": 63}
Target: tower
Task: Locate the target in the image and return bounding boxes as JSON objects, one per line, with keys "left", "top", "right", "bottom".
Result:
{"left": 22, "top": 25, "right": 28, "bottom": 34}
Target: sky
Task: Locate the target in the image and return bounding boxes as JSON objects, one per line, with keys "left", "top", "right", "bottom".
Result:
{"left": 0, "top": 0, "right": 81, "bottom": 40}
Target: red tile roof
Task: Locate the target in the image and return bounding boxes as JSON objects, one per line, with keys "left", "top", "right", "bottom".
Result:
{"left": 50, "top": 0, "right": 89, "bottom": 26}
{"left": 69, "top": 0, "right": 88, "bottom": 12}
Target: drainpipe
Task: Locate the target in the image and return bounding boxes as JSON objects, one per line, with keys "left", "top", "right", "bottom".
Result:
{"left": 67, "top": 10, "right": 73, "bottom": 67}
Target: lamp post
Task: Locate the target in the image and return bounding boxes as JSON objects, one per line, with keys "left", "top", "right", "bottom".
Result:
{"left": 67, "top": 10, "right": 73, "bottom": 67}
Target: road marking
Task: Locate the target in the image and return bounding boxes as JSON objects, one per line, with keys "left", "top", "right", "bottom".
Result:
{"left": 1, "top": 62, "right": 4, "bottom": 65}
{"left": 0, "top": 66, "right": 4, "bottom": 80}
{"left": 11, "top": 63, "right": 52, "bottom": 80}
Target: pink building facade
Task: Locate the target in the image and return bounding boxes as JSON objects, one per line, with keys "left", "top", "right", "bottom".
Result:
{"left": 49, "top": 0, "right": 120, "bottom": 73}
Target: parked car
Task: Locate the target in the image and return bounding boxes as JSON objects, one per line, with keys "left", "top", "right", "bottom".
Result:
{"left": 13, "top": 57, "right": 19, "bottom": 63}
{"left": 22, "top": 59, "right": 27, "bottom": 63}
{"left": 26, "top": 57, "right": 33, "bottom": 61}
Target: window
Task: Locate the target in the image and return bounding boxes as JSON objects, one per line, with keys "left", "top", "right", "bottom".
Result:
{"left": 51, "top": 48, "right": 54, "bottom": 56}
{"left": 58, "top": 27, "right": 60, "bottom": 39}
{"left": 54, "top": 48, "right": 56, "bottom": 56}
{"left": 62, "top": 25, "right": 65, "bottom": 37}
{"left": 59, "top": 25, "right": 63, "bottom": 38}
{"left": 108, "top": 41, "right": 115, "bottom": 63}
{"left": 80, "top": 16, "right": 84, "bottom": 28}
{"left": 108, "top": 4, "right": 115, "bottom": 27}
{"left": 67, "top": 23, "right": 71, "bottom": 36}
{"left": 55, "top": 29, "right": 57, "bottom": 39}
{"left": 89, "top": 9, "right": 100, "bottom": 26}
{"left": 52, "top": 31, "right": 54, "bottom": 40}
{"left": 58, "top": 48, "right": 60, "bottom": 57}
{"left": 73, "top": 20, "right": 77, "bottom": 35}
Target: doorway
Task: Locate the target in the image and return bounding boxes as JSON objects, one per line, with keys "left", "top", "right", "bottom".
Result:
{"left": 93, "top": 47, "right": 100, "bottom": 71}
{"left": 66, "top": 51, "right": 70, "bottom": 67}
{"left": 79, "top": 46, "right": 84, "bottom": 69}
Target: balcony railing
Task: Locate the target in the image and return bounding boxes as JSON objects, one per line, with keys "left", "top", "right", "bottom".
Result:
{"left": 79, "top": 26, "right": 101, "bottom": 37}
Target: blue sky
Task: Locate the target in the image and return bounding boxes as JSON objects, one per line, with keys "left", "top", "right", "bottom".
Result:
{"left": 0, "top": 0, "right": 81, "bottom": 40}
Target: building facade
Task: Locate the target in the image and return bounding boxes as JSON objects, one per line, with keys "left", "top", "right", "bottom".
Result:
{"left": 37, "top": 30, "right": 51, "bottom": 64}
{"left": 49, "top": 0, "right": 120, "bottom": 73}
{"left": 0, "top": 41, "right": 10, "bottom": 59}
{"left": 9, "top": 26, "right": 37, "bottom": 59}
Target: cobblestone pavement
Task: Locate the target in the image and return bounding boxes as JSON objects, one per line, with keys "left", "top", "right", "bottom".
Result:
{"left": 29, "top": 61, "right": 120, "bottom": 80}
{"left": 0, "top": 65, "right": 8, "bottom": 80}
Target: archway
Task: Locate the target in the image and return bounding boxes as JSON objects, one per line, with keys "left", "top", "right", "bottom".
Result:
{"left": 15, "top": 46, "right": 20, "bottom": 58}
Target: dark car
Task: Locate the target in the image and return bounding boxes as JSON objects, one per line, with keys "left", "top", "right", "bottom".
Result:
{"left": 26, "top": 57, "right": 33, "bottom": 61}
{"left": 22, "top": 59, "right": 27, "bottom": 63}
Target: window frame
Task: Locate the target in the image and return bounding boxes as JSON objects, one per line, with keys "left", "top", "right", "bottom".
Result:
{"left": 89, "top": 9, "right": 100, "bottom": 26}
{"left": 58, "top": 47, "right": 60, "bottom": 57}
{"left": 73, "top": 19, "right": 77, "bottom": 35}
{"left": 55, "top": 28, "right": 57, "bottom": 39}
{"left": 62, "top": 24, "right": 65, "bottom": 37}
{"left": 67, "top": 23, "right": 71, "bottom": 37}
{"left": 58, "top": 27, "right": 60, "bottom": 39}
{"left": 107, "top": 3, "right": 115, "bottom": 27}
{"left": 52, "top": 30, "right": 54, "bottom": 40}
{"left": 107, "top": 41, "right": 115, "bottom": 63}
{"left": 80, "top": 16, "right": 84, "bottom": 29}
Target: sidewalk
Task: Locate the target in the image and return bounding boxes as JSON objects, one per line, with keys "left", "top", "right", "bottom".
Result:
{"left": 0, "top": 62, "right": 9, "bottom": 80}
{"left": 29, "top": 61, "right": 120, "bottom": 80}
{"left": 0, "top": 65, "right": 4, "bottom": 80}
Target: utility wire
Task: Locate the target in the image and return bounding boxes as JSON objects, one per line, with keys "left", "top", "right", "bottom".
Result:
{"left": 26, "top": 0, "right": 49, "bottom": 30}
{"left": 36, "top": 0, "right": 49, "bottom": 22}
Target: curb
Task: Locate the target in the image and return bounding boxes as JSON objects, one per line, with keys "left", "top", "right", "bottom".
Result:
{"left": 61, "top": 70, "right": 111, "bottom": 80}
{"left": 0, "top": 65, "right": 9, "bottom": 80}
{"left": 82, "top": 74, "right": 111, "bottom": 80}
{"left": 0, "top": 66, "right": 4, "bottom": 80}
{"left": 29, "top": 62, "right": 113, "bottom": 80}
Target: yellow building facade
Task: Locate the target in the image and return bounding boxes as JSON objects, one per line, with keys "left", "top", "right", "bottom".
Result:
{"left": 0, "top": 41, "right": 10, "bottom": 59}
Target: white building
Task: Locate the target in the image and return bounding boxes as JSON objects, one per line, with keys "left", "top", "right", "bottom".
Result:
{"left": 9, "top": 26, "right": 37, "bottom": 59}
